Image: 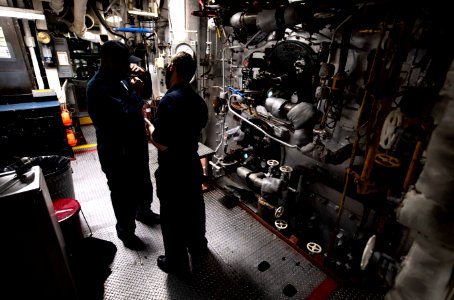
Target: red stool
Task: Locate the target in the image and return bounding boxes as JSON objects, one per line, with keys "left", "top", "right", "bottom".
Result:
{"left": 53, "top": 198, "right": 91, "bottom": 251}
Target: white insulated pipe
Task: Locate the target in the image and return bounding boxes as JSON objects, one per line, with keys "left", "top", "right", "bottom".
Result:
{"left": 18, "top": 0, "right": 44, "bottom": 89}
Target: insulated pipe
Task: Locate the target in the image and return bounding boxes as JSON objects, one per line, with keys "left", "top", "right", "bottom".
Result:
{"left": 70, "top": 0, "right": 101, "bottom": 43}
{"left": 49, "top": 0, "right": 64, "bottom": 15}
{"left": 227, "top": 92, "right": 320, "bottom": 155}
{"left": 227, "top": 94, "right": 298, "bottom": 149}
{"left": 17, "top": 0, "right": 44, "bottom": 89}
{"left": 206, "top": 18, "right": 212, "bottom": 58}
{"left": 230, "top": 5, "right": 299, "bottom": 33}
{"left": 385, "top": 50, "right": 454, "bottom": 300}
{"left": 230, "top": 12, "right": 257, "bottom": 29}
{"left": 71, "top": 0, "right": 87, "bottom": 37}
{"left": 237, "top": 166, "right": 264, "bottom": 188}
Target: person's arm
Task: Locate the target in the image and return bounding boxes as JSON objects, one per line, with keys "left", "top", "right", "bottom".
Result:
{"left": 130, "top": 63, "right": 152, "bottom": 99}
{"left": 144, "top": 118, "right": 168, "bottom": 151}
{"left": 129, "top": 64, "right": 145, "bottom": 95}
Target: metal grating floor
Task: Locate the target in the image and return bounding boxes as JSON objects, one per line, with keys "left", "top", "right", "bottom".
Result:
{"left": 69, "top": 125, "right": 385, "bottom": 300}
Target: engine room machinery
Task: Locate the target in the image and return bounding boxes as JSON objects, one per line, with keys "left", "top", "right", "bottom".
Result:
{"left": 1, "top": 0, "right": 453, "bottom": 297}
{"left": 195, "top": 0, "right": 454, "bottom": 293}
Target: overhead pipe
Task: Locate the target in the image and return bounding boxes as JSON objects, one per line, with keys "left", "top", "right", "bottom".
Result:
{"left": 229, "top": 4, "right": 300, "bottom": 33}
{"left": 49, "top": 0, "right": 64, "bottom": 15}
{"left": 71, "top": 0, "right": 100, "bottom": 43}
{"left": 88, "top": 0, "right": 125, "bottom": 40}
{"left": 112, "top": 27, "right": 154, "bottom": 33}
{"left": 50, "top": 0, "right": 101, "bottom": 43}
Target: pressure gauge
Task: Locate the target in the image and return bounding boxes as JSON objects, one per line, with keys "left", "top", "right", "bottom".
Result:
{"left": 175, "top": 43, "right": 195, "bottom": 57}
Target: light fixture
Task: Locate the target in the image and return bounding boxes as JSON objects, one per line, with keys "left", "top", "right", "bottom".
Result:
{"left": 105, "top": 13, "right": 122, "bottom": 26}
{"left": 0, "top": 6, "right": 45, "bottom": 20}
{"left": 128, "top": 10, "right": 158, "bottom": 18}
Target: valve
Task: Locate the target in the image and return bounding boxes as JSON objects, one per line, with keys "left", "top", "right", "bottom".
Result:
{"left": 258, "top": 196, "right": 284, "bottom": 218}
{"left": 266, "top": 159, "right": 279, "bottom": 177}
{"left": 279, "top": 165, "right": 293, "bottom": 182}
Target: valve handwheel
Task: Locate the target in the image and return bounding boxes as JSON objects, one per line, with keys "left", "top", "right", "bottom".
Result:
{"left": 306, "top": 242, "right": 322, "bottom": 254}
{"left": 279, "top": 165, "right": 293, "bottom": 173}
{"left": 267, "top": 160, "right": 279, "bottom": 167}
{"left": 275, "top": 206, "right": 284, "bottom": 218}
{"left": 360, "top": 235, "right": 376, "bottom": 270}
{"left": 274, "top": 219, "right": 288, "bottom": 230}
{"left": 375, "top": 153, "right": 400, "bottom": 168}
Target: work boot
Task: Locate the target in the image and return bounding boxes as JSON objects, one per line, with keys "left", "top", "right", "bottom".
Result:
{"left": 118, "top": 233, "right": 146, "bottom": 251}
{"left": 157, "top": 255, "right": 191, "bottom": 280}
{"left": 136, "top": 211, "right": 161, "bottom": 226}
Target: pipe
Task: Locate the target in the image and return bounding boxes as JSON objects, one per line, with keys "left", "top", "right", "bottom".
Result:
{"left": 70, "top": 0, "right": 101, "bottom": 43}
{"left": 236, "top": 166, "right": 264, "bottom": 188}
{"left": 49, "top": 0, "right": 64, "bottom": 15}
{"left": 70, "top": 0, "right": 87, "bottom": 37}
{"left": 112, "top": 27, "right": 154, "bottom": 33}
{"left": 402, "top": 140, "right": 424, "bottom": 192}
{"left": 227, "top": 94, "right": 298, "bottom": 149}
{"left": 88, "top": 0, "right": 125, "bottom": 40}
{"left": 17, "top": 0, "right": 44, "bottom": 89}
{"left": 206, "top": 18, "right": 212, "bottom": 58}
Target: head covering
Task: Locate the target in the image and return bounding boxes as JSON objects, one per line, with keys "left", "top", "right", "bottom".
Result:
{"left": 100, "top": 40, "right": 142, "bottom": 64}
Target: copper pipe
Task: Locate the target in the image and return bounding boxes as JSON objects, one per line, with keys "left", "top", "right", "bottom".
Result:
{"left": 403, "top": 140, "right": 424, "bottom": 191}
{"left": 327, "top": 24, "right": 387, "bottom": 256}
{"left": 359, "top": 16, "right": 416, "bottom": 194}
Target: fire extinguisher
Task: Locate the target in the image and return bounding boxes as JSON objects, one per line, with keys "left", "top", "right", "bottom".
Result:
{"left": 61, "top": 105, "right": 77, "bottom": 147}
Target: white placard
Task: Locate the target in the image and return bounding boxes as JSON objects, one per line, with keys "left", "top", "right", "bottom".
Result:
{"left": 56, "top": 51, "right": 70, "bottom": 65}
{"left": 0, "top": 27, "right": 12, "bottom": 59}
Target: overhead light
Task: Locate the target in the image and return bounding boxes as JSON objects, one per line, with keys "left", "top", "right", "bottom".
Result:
{"left": 0, "top": 6, "right": 45, "bottom": 20}
{"left": 128, "top": 10, "right": 158, "bottom": 18}
{"left": 105, "top": 13, "right": 122, "bottom": 26}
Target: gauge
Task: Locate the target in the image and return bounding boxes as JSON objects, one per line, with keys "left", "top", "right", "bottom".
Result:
{"left": 37, "top": 31, "right": 51, "bottom": 44}
{"left": 175, "top": 43, "right": 195, "bottom": 57}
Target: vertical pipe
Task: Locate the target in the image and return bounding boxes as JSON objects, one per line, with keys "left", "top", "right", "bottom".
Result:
{"left": 22, "top": 21, "right": 45, "bottom": 89}
{"left": 17, "top": 0, "right": 45, "bottom": 89}
{"left": 403, "top": 140, "right": 424, "bottom": 191}
{"left": 222, "top": 46, "right": 225, "bottom": 92}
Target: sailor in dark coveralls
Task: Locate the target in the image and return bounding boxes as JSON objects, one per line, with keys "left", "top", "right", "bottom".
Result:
{"left": 87, "top": 40, "right": 160, "bottom": 251}
{"left": 146, "top": 51, "right": 208, "bottom": 277}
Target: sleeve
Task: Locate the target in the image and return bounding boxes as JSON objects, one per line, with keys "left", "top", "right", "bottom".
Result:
{"left": 152, "top": 96, "right": 174, "bottom": 147}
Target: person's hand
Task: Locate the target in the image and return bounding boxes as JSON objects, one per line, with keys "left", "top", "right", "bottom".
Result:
{"left": 129, "top": 64, "right": 145, "bottom": 94}
{"left": 144, "top": 117, "right": 154, "bottom": 139}
{"left": 130, "top": 63, "right": 145, "bottom": 76}
{"left": 130, "top": 76, "right": 144, "bottom": 94}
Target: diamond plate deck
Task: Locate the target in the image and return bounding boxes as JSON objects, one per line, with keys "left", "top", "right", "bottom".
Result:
{"left": 70, "top": 126, "right": 384, "bottom": 299}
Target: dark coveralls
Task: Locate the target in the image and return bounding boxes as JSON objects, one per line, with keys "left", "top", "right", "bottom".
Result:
{"left": 86, "top": 68, "right": 153, "bottom": 236}
{"left": 152, "top": 82, "right": 208, "bottom": 269}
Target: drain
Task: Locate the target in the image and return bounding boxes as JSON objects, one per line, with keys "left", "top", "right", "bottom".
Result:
{"left": 257, "top": 261, "right": 270, "bottom": 272}
{"left": 283, "top": 284, "right": 298, "bottom": 297}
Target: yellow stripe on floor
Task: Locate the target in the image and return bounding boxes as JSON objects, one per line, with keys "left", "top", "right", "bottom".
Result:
{"left": 79, "top": 116, "right": 93, "bottom": 125}
{"left": 73, "top": 143, "right": 97, "bottom": 151}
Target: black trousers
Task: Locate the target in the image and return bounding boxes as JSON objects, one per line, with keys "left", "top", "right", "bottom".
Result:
{"left": 99, "top": 148, "right": 153, "bottom": 235}
{"left": 155, "top": 158, "right": 206, "bottom": 268}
